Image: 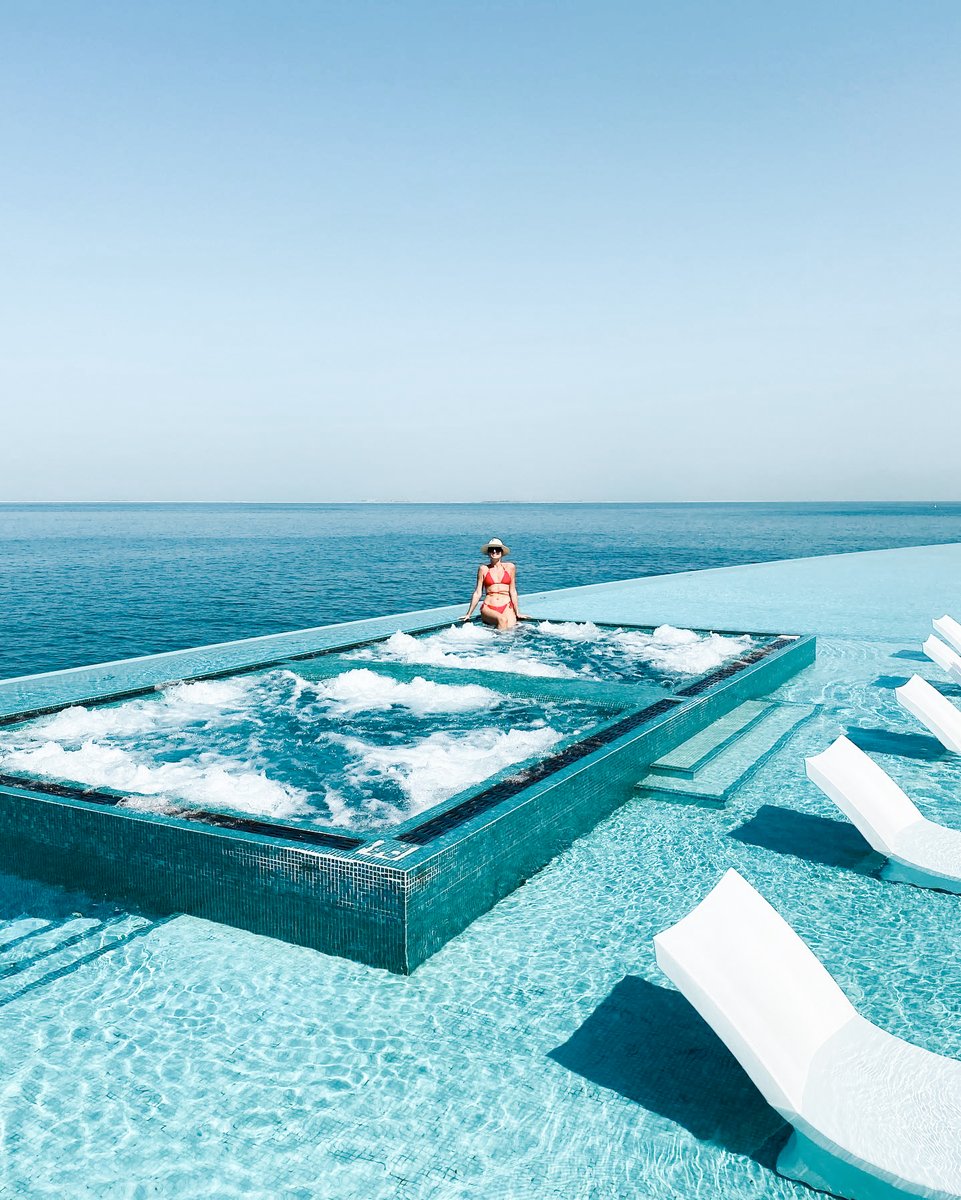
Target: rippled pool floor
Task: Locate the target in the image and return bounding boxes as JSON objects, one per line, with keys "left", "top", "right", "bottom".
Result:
{"left": 3, "top": 554, "right": 961, "bottom": 1198}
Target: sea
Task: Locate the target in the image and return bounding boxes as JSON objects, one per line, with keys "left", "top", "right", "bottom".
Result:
{"left": 2, "top": 501, "right": 960, "bottom": 680}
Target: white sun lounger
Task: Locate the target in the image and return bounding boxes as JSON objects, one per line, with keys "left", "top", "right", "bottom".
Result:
{"left": 924, "top": 635, "right": 961, "bottom": 686}
{"left": 806, "top": 735, "right": 961, "bottom": 893}
{"left": 896, "top": 674, "right": 961, "bottom": 753}
{"left": 934, "top": 615, "right": 961, "bottom": 657}
{"left": 654, "top": 869, "right": 961, "bottom": 1200}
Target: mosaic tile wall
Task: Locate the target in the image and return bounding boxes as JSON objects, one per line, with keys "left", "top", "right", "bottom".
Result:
{"left": 403, "top": 635, "right": 814, "bottom": 968}
{"left": 0, "top": 613, "right": 814, "bottom": 972}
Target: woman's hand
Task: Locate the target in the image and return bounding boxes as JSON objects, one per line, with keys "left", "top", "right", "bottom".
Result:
{"left": 461, "top": 613, "right": 473, "bottom": 622}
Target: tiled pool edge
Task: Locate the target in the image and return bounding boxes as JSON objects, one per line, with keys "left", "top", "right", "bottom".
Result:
{"left": 403, "top": 633, "right": 814, "bottom": 968}
{"left": 0, "top": 605, "right": 468, "bottom": 722}
{"left": 0, "top": 632, "right": 814, "bottom": 973}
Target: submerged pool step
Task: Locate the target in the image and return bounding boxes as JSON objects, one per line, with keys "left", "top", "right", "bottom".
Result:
{"left": 649, "top": 699, "right": 772, "bottom": 777}
{"left": 0, "top": 913, "right": 157, "bottom": 1007}
{"left": 636, "top": 701, "right": 817, "bottom": 806}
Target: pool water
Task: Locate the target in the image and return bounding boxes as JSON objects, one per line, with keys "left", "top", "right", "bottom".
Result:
{"left": 3, "top": 547, "right": 961, "bottom": 1198}
{"left": 0, "top": 667, "right": 605, "bottom": 831}
{"left": 0, "top": 621, "right": 760, "bottom": 836}
{"left": 353, "top": 619, "right": 762, "bottom": 683}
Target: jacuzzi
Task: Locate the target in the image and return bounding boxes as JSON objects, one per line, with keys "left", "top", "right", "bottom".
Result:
{"left": 0, "top": 608, "right": 814, "bottom": 971}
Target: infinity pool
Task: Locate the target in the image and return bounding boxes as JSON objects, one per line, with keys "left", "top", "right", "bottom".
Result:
{"left": 3, "top": 548, "right": 958, "bottom": 1198}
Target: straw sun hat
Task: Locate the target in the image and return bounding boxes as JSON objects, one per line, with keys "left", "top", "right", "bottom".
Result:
{"left": 481, "top": 538, "right": 510, "bottom": 556}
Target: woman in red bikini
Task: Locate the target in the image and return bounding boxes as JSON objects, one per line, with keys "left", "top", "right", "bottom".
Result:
{"left": 462, "top": 538, "right": 528, "bottom": 630}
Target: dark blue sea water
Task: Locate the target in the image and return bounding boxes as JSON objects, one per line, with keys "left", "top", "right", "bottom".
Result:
{"left": 2, "top": 502, "right": 960, "bottom": 680}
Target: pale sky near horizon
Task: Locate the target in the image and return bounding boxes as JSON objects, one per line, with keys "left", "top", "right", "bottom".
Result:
{"left": 3, "top": 2, "right": 960, "bottom": 502}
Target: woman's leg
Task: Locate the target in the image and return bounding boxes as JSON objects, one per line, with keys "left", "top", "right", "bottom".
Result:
{"left": 481, "top": 603, "right": 517, "bottom": 631}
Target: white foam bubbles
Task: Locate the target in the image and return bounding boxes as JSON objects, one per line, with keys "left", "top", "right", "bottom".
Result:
{"left": 22, "top": 677, "right": 253, "bottom": 745}
{"left": 355, "top": 621, "right": 754, "bottom": 683}
{"left": 614, "top": 624, "right": 752, "bottom": 676}
{"left": 160, "top": 678, "right": 251, "bottom": 708}
{"left": 536, "top": 621, "right": 604, "bottom": 642}
{"left": 649, "top": 625, "right": 699, "bottom": 646}
{"left": 320, "top": 787, "right": 358, "bottom": 828}
{"left": 361, "top": 628, "right": 578, "bottom": 679}
{"left": 29, "top": 703, "right": 160, "bottom": 742}
{"left": 0, "top": 739, "right": 310, "bottom": 819}
{"left": 332, "top": 725, "right": 562, "bottom": 822}
{"left": 0, "top": 671, "right": 308, "bottom": 821}
{"left": 433, "top": 622, "right": 496, "bottom": 646}
{"left": 304, "top": 668, "right": 499, "bottom": 717}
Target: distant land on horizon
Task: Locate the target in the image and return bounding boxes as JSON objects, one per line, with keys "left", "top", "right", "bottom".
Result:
{"left": 3, "top": 498, "right": 961, "bottom": 508}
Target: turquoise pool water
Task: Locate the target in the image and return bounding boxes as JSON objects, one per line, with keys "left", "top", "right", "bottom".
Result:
{"left": 0, "top": 621, "right": 758, "bottom": 835}
{"left": 2, "top": 544, "right": 961, "bottom": 1198}
{"left": 352, "top": 619, "right": 763, "bottom": 684}
{"left": 0, "top": 666, "right": 604, "bottom": 832}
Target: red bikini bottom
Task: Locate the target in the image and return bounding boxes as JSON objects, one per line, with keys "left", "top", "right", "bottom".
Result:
{"left": 483, "top": 600, "right": 511, "bottom": 615}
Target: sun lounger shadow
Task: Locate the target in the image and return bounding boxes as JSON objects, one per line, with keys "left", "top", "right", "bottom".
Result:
{"left": 730, "top": 806, "right": 881, "bottom": 876}
{"left": 549, "top": 975, "right": 787, "bottom": 1160}
{"left": 873, "top": 675, "right": 911, "bottom": 689}
{"left": 655, "top": 870, "right": 961, "bottom": 1200}
{"left": 872, "top": 676, "right": 961, "bottom": 699}
{"left": 845, "top": 726, "right": 945, "bottom": 761}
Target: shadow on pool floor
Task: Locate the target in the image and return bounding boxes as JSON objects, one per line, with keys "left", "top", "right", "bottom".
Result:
{"left": 549, "top": 975, "right": 788, "bottom": 1163}
{"left": 845, "top": 727, "right": 946, "bottom": 761}
{"left": 730, "top": 805, "right": 882, "bottom": 876}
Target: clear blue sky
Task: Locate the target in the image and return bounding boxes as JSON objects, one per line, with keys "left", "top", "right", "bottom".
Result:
{"left": 2, "top": 1, "right": 959, "bottom": 501}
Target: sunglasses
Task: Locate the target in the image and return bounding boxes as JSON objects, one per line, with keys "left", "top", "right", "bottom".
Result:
{"left": 488, "top": 547, "right": 503, "bottom": 554}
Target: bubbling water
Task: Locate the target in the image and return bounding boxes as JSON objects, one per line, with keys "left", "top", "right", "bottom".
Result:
{"left": 0, "top": 668, "right": 595, "bottom": 831}
{"left": 364, "top": 621, "right": 757, "bottom": 683}
{"left": 355, "top": 629, "right": 580, "bottom": 678}
{"left": 0, "top": 621, "right": 757, "bottom": 831}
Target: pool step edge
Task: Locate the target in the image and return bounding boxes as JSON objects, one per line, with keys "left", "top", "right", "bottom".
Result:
{"left": 646, "top": 699, "right": 773, "bottom": 778}
{"left": 635, "top": 702, "right": 819, "bottom": 806}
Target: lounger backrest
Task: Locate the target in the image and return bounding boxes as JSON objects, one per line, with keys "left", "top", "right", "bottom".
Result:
{"left": 805, "top": 736, "right": 921, "bottom": 856}
{"left": 896, "top": 675, "right": 961, "bottom": 754}
{"left": 933, "top": 615, "right": 961, "bottom": 657}
{"left": 653, "top": 870, "right": 855, "bottom": 1118}
{"left": 923, "top": 635, "right": 961, "bottom": 685}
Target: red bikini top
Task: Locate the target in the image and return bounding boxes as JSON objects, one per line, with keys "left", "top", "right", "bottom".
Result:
{"left": 483, "top": 566, "right": 512, "bottom": 589}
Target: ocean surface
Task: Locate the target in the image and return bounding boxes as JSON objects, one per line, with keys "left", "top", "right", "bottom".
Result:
{"left": 2, "top": 501, "right": 960, "bottom": 680}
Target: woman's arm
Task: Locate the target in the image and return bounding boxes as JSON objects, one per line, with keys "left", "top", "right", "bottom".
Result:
{"left": 462, "top": 566, "right": 485, "bottom": 620}
{"left": 508, "top": 566, "right": 529, "bottom": 619}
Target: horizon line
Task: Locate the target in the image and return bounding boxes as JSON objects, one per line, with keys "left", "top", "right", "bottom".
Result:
{"left": 1, "top": 499, "right": 960, "bottom": 507}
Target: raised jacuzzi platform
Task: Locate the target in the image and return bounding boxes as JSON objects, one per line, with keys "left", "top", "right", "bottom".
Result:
{"left": 0, "top": 606, "right": 814, "bottom": 972}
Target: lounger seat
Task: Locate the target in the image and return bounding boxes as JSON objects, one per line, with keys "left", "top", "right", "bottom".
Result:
{"left": 895, "top": 675, "right": 961, "bottom": 754}
{"left": 934, "top": 615, "right": 961, "bottom": 657}
{"left": 924, "top": 635, "right": 961, "bottom": 686}
{"left": 806, "top": 735, "right": 961, "bottom": 893}
{"left": 654, "top": 869, "right": 961, "bottom": 1200}
{"left": 895, "top": 820, "right": 961, "bottom": 881}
